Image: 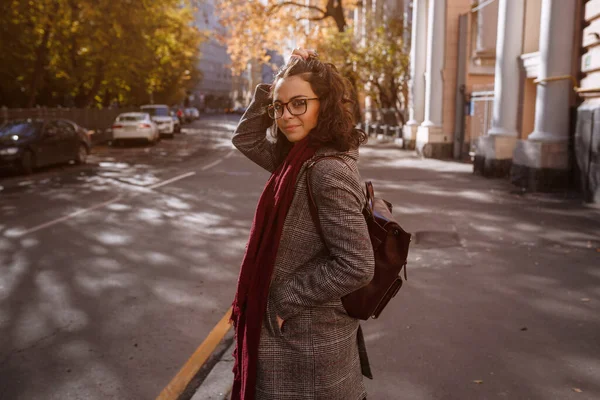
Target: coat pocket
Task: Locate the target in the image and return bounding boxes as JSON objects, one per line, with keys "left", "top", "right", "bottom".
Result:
{"left": 265, "top": 295, "right": 284, "bottom": 337}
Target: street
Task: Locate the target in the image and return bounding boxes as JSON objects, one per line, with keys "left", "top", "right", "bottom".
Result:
{"left": 0, "top": 115, "right": 268, "bottom": 400}
{"left": 1, "top": 115, "right": 600, "bottom": 400}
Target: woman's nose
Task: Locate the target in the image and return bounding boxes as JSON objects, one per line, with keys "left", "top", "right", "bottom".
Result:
{"left": 281, "top": 107, "right": 294, "bottom": 119}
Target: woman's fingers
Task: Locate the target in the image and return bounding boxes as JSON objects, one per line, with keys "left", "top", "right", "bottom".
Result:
{"left": 291, "top": 47, "right": 318, "bottom": 60}
{"left": 291, "top": 48, "right": 308, "bottom": 59}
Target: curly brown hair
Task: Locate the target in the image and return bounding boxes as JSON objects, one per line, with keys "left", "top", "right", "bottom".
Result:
{"left": 269, "top": 56, "right": 367, "bottom": 163}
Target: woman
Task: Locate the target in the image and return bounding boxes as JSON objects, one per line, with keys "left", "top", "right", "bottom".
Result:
{"left": 231, "top": 48, "right": 375, "bottom": 400}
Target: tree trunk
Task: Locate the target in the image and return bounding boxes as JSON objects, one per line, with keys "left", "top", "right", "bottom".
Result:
{"left": 27, "top": 2, "right": 59, "bottom": 108}
{"left": 81, "top": 62, "right": 105, "bottom": 108}
{"left": 327, "top": 0, "right": 346, "bottom": 32}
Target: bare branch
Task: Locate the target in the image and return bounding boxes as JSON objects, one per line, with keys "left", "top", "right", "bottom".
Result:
{"left": 268, "top": 1, "right": 327, "bottom": 17}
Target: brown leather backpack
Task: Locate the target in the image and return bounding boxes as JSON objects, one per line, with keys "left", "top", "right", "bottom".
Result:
{"left": 307, "top": 156, "right": 411, "bottom": 320}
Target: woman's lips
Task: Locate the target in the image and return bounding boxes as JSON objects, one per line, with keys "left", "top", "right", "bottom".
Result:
{"left": 284, "top": 125, "right": 301, "bottom": 131}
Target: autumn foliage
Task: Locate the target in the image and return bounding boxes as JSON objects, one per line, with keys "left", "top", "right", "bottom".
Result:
{"left": 216, "top": 0, "right": 409, "bottom": 124}
{"left": 0, "top": 0, "right": 206, "bottom": 108}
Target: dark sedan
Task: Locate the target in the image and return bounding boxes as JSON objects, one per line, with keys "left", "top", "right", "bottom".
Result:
{"left": 0, "top": 118, "right": 91, "bottom": 174}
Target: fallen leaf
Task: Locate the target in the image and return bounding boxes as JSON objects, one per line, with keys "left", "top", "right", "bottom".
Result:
{"left": 473, "top": 380, "right": 483, "bottom": 384}
{"left": 581, "top": 298, "right": 590, "bottom": 302}
{"left": 596, "top": 248, "right": 600, "bottom": 253}
{"left": 573, "top": 388, "right": 583, "bottom": 393}
{"left": 520, "top": 327, "right": 528, "bottom": 331}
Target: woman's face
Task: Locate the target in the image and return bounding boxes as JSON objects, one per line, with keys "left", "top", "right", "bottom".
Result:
{"left": 273, "top": 75, "right": 320, "bottom": 143}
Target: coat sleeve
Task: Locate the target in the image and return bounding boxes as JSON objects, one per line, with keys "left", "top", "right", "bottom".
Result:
{"left": 231, "top": 84, "right": 278, "bottom": 173}
{"left": 271, "top": 158, "right": 375, "bottom": 321}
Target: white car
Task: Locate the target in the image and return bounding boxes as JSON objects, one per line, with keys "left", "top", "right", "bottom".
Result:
{"left": 112, "top": 112, "right": 159, "bottom": 144}
{"left": 140, "top": 104, "right": 175, "bottom": 137}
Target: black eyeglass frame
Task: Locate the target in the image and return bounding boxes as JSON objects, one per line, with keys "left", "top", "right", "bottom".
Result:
{"left": 267, "top": 97, "right": 319, "bottom": 119}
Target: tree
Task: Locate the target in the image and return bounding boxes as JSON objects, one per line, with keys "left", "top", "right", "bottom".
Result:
{"left": 355, "top": 18, "right": 410, "bottom": 125}
{"left": 215, "top": 0, "right": 355, "bottom": 75}
{"left": 313, "top": 18, "right": 410, "bottom": 125}
{"left": 0, "top": 0, "right": 205, "bottom": 108}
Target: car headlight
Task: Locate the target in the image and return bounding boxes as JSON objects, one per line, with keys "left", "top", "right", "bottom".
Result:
{"left": 0, "top": 147, "right": 19, "bottom": 155}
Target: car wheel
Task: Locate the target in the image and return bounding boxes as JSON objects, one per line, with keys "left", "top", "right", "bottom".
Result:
{"left": 21, "top": 150, "right": 35, "bottom": 175}
{"left": 75, "top": 144, "right": 88, "bottom": 164}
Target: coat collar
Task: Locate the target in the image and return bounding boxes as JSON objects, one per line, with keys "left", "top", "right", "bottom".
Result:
{"left": 313, "top": 146, "right": 359, "bottom": 161}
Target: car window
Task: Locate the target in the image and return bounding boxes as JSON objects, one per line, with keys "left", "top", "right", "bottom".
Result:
{"left": 141, "top": 107, "right": 169, "bottom": 117}
{"left": 0, "top": 121, "right": 43, "bottom": 138}
{"left": 58, "top": 120, "right": 76, "bottom": 137}
{"left": 58, "top": 120, "right": 76, "bottom": 139}
{"left": 118, "top": 115, "right": 145, "bottom": 122}
{"left": 44, "top": 121, "right": 61, "bottom": 137}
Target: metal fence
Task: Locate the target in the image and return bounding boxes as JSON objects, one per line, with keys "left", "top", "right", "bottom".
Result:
{"left": 469, "top": 91, "right": 494, "bottom": 156}
{"left": 0, "top": 106, "right": 137, "bottom": 132}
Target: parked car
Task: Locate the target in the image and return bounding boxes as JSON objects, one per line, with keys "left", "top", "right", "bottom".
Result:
{"left": 140, "top": 104, "right": 175, "bottom": 138}
{"left": 189, "top": 107, "right": 200, "bottom": 120}
{"left": 183, "top": 108, "right": 194, "bottom": 123}
{"left": 183, "top": 107, "right": 200, "bottom": 123}
{"left": 233, "top": 106, "right": 247, "bottom": 115}
{"left": 0, "top": 118, "right": 91, "bottom": 174}
{"left": 169, "top": 109, "right": 181, "bottom": 133}
{"left": 111, "top": 112, "right": 159, "bottom": 144}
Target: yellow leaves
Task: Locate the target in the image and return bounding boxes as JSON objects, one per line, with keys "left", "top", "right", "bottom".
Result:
{"left": 1, "top": 0, "right": 203, "bottom": 107}
{"left": 216, "top": 0, "right": 347, "bottom": 74}
{"left": 472, "top": 380, "right": 483, "bottom": 384}
{"left": 573, "top": 388, "right": 583, "bottom": 393}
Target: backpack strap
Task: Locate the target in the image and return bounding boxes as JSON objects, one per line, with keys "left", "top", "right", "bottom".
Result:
{"left": 306, "top": 155, "right": 353, "bottom": 240}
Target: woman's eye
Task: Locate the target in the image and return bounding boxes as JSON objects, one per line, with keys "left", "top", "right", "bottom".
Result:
{"left": 291, "top": 99, "right": 306, "bottom": 108}
{"left": 273, "top": 104, "right": 283, "bottom": 112}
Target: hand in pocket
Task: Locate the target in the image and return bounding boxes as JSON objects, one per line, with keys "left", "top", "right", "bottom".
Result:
{"left": 276, "top": 315, "right": 285, "bottom": 331}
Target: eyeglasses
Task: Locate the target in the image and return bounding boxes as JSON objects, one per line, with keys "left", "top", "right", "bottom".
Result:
{"left": 267, "top": 97, "right": 319, "bottom": 119}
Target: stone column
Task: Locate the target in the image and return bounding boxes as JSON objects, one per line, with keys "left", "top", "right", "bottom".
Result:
{"left": 375, "top": 0, "right": 384, "bottom": 23}
{"left": 403, "top": 0, "right": 428, "bottom": 149}
{"left": 511, "top": 0, "right": 577, "bottom": 191}
{"left": 474, "top": 0, "right": 524, "bottom": 177}
{"left": 417, "top": 0, "right": 447, "bottom": 158}
{"left": 353, "top": 2, "right": 363, "bottom": 41}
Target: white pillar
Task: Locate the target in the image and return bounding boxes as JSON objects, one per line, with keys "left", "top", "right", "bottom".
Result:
{"left": 528, "top": 0, "right": 576, "bottom": 142}
{"left": 406, "top": 0, "right": 428, "bottom": 127}
{"left": 375, "top": 0, "right": 384, "bottom": 23}
{"left": 488, "top": 0, "right": 524, "bottom": 137}
{"left": 354, "top": 2, "right": 363, "bottom": 41}
{"left": 422, "top": 0, "right": 445, "bottom": 128}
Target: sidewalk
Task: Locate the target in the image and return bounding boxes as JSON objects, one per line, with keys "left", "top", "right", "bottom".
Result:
{"left": 192, "top": 142, "right": 600, "bottom": 400}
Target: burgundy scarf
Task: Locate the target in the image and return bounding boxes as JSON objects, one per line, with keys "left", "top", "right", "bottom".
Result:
{"left": 230, "top": 137, "right": 317, "bottom": 400}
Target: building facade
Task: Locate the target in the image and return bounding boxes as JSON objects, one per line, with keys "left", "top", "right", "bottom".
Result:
{"left": 405, "top": 0, "right": 599, "bottom": 201}
{"left": 404, "top": 0, "right": 497, "bottom": 156}
{"left": 194, "top": 0, "right": 233, "bottom": 110}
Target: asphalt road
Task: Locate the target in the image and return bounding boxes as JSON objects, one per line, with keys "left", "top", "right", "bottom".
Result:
{"left": 0, "top": 115, "right": 269, "bottom": 400}
{"left": 2, "top": 116, "right": 599, "bottom": 400}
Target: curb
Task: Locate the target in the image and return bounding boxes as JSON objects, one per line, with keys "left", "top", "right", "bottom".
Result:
{"left": 190, "top": 341, "right": 236, "bottom": 400}
{"left": 157, "top": 308, "right": 233, "bottom": 400}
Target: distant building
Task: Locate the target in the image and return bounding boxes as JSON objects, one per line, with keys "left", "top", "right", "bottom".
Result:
{"left": 231, "top": 51, "right": 285, "bottom": 108}
{"left": 194, "top": 0, "right": 232, "bottom": 110}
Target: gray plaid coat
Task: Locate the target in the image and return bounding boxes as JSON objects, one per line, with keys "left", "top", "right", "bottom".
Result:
{"left": 232, "top": 84, "right": 375, "bottom": 400}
